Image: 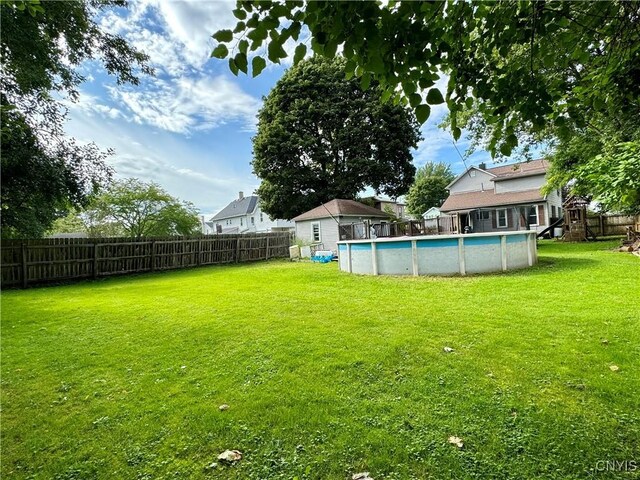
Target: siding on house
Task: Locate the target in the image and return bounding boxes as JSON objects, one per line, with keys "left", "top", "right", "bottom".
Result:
{"left": 449, "top": 169, "right": 494, "bottom": 194}
{"left": 494, "top": 175, "right": 546, "bottom": 193}
{"left": 295, "top": 217, "right": 362, "bottom": 252}
{"left": 210, "top": 193, "right": 293, "bottom": 234}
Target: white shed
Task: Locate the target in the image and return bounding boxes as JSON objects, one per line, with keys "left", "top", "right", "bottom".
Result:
{"left": 293, "top": 199, "right": 391, "bottom": 252}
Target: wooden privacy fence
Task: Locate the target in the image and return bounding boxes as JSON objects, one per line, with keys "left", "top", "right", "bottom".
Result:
{"left": 586, "top": 214, "right": 639, "bottom": 237}
{"left": 1, "top": 232, "right": 293, "bottom": 288}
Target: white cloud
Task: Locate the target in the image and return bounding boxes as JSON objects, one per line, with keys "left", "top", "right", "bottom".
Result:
{"left": 64, "top": 107, "right": 258, "bottom": 213}
{"left": 99, "top": 0, "right": 236, "bottom": 73}
{"left": 107, "top": 74, "right": 260, "bottom": 134}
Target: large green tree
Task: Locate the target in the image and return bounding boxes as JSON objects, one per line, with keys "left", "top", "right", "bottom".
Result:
{"left": 1, "top": 0, "right": 152, "bottom": 238}
{"left": 50, "top": 179, "right": 201, "bottom": 238}
{"left": 252, "top": 57, "right": 421, "bottom": 220}
{"left": 405, "top": 162, "right": 455, "bottom": 217}
{"left": 1, "top": 103, "right": 112, "bottom": 238}
{"left": 212, "top": 1, "right": 639, "bottom": 158}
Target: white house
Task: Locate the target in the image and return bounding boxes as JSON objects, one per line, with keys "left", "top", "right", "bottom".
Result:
{"left": 440, "top": 159, "right": 563, "bottom": 234}
{"left": 209, "top": 192, "right": 293, "bottom": 234}
{"left": 292, "top": 199, "right": 391, "bottom": 252}
{"left": 422, "top": 207, "right": 442, "bottom": 219}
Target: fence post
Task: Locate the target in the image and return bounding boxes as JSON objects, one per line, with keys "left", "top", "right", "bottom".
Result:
{"left": 150, "top": 240, "right": 156, "bottom": 272}
{"left": 197, "top": 239, "right": 202, "bottom": 266}
{"left": 265, "top": 235, "right": 270, "bottom": 260}
{"left": 93, "top": 243, "right": 99, "bottom": 279}
{"left": 235, "top": 236, "right": 241, "bottom": 263}
{"left": 436, "top": 217, "right": 440, "bottom": 234}
{"left": 599, "top": 215, "right": 605, "bottom": 236}
{"left": 21, "top": 242, "right": 28, "bottom": 288}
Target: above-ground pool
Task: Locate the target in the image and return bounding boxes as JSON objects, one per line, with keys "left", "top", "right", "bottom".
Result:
{"left": 337, "top": 231, "right": 537, "bottom": 276}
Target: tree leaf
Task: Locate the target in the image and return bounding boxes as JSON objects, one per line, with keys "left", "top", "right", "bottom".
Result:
{"left": 360, "top": 72, "right": 371, "bottom": 90}
{"left": 252, "top": 56, "right": 267, "bottom": 77}
{"left": 268, "top": 41, "right": 287, "bottom": 63}
{"left": 415, "top": 104, "right": 431, "bottom": 124}
{"left": 293, "top": 44, "right": 307, "bottom": 64}
{"left": 212, "top": 29, "right": 233, "bottom": 43}
{"left": 211, "top": 44, "right": 229, "bottom": 59}
{"left": 409, "top": 93, "right": 422, "bottom": 108}
{"left": 232, "top": 8, "right": 247, "bottom": 20}
{"left": 235, "top": 53, "right": 248, "bottom": 74}
{"left": 426, "top": 88, "right": 445, "bottom": 105}
{"left": 228, "top": 57, "right": 239, "bottom": 76}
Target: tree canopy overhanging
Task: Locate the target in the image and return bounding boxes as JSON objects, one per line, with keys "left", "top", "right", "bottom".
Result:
{"left": 251, "top": 57, "right": 421, "bottom": 220}
{"left": 212, "top": 1, "right": 640, "bottom": 157}
{"left": 1, "top": 0, "right": 152, "bottom": 238}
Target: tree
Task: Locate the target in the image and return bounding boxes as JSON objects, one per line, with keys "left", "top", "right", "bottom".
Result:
{"left": 87, "top": 179, "right": 201, "bottom": 237}
{"left": 252, "top": 57, "right": 421, "bottom": 220}
{"left": 1, "top": 103, "right": 111, "bottom": 238}
{"left": 212, "top": 1, "right": 639, "bottom": 157}
{"left": 405, "top": 162, "right": 455, "bottom": 217}
{"left": 1, "top": 0, "right": 152, "bottom": 237}
{"left": 449, "top": 62, "right": 640, "bottom": 213}
{"left": 1, "top": 0, "right": 151, "bottom": 100}
{"left": 567, "top": 142, "right": 640, "bottom": 215}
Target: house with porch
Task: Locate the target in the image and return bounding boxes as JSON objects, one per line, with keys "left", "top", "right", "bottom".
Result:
{"left": 440, "top": 159, "right": 563, "bottom": 234}
{"left": 292, "top": 199, "right": 392, "bottom": 252}
{"left": 209, "top": 192, "right": 293, "bottom": 234}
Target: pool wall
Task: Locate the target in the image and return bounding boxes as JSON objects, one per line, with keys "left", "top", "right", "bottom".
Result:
{"left": 337, "top": 231, "right": 537, "bottom": 276}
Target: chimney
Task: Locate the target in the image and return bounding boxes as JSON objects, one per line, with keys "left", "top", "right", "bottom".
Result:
{"left": 479, "top": 162, "right": 486, "bottom": 170}
{"left": 238, "top": 191, "right": 244, "bottom": 200}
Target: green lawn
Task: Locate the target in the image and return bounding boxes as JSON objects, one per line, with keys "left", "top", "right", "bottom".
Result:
{"left": 1, "top": 240, "right": 638, "bottom": 479}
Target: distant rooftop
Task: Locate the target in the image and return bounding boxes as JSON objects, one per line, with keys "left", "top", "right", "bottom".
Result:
{"left": 210, "top": 193, "right": 258, "bottom": 221}
{"left": 292, "top": 199, "right": 392, "bottom": 222}
{"left": 485, "top": 159, "right": 549, "bottom": 180}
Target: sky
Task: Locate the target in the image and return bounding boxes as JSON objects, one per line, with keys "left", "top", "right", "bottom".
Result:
{"left": 65, "top": 0, "right": 494, "bottom": 217}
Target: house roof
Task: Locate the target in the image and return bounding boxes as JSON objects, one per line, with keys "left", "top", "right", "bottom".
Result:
{"left": 487, "top": 159, "right": 549, "bottom": 181}
{"left": 210, "top": 195, "right": 258, "bottom": 221}
{"left": 440, "top": 188, "right": 546, "bottom": 212}
{"left": 292, "top": 199, "right": 392, "bottom": 222}
{"left": 446, "top": 166, "right": 496, "bottom": 189}
{"left": 446, "top": 159, "right": 549, "bottom": 189}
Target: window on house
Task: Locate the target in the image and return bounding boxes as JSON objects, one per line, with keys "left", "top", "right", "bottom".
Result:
{"left": 497, "top": 209, "right": 508, "bottom": 228}
{"left": 527, "top": 206, "right": 538, "bottom": 225}
{"left": 470, "top": 170, "right": 476, "bottom": 177}
{"left": 312, "top": 222, "right": 320, "bottom": 242}
{"left": 240, "top": 218, "right": 243, "bottom": 226}
{"left": 551, "top": 205, "right": 556, "bottom": 218}
{"left": 251, "top": 217, "right": 254, "bottom": 225}
{"left": 260, "top": 212, "right": 264, "bottom": 222}
{"left": 477, "top": 210, "right": 489, "bottom": 220}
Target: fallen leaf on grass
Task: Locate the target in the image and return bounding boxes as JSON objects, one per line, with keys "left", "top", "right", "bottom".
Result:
{"left": 352, "top": 473, "right": 374, "bottom": 480}
{"left": 218, "top": 450, "right": 242, "bottom": 463}
{"left": 443, "top": 347, "right": 454, "bottom": 353}
{"left": 448, "top": 436, "right": 464, "bottom": 448}
{"left": 219, "top": 404, "right": 229, "bottom": 411}
{"left": 610, "top": 365, "right": 620, "bottom": 372}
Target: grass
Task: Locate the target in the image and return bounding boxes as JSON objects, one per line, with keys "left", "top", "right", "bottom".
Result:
{"left": 1, "top": 240, "right": 639, "bottom": 479}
